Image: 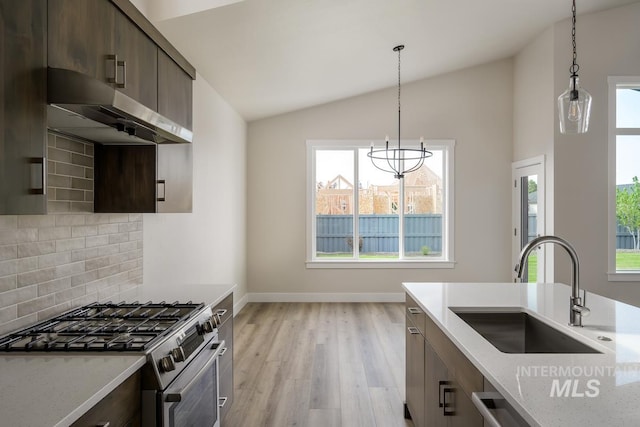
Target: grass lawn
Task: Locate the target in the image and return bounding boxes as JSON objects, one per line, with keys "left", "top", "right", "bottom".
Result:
{"left": 616, "top": 251, "right": 640, "bottom": 269}
{"left": 526, "top": 251, "right": 640, "bottom": 282}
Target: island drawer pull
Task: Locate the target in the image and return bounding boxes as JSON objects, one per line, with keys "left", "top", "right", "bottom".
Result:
{"left": 407, "top": 307, "right": 421, "bottom": 315}
{"left": 219, "top": 396, "right": 228, "bottom": 408}
{"left": 407, "top": 326, "right": 420, "bottom": 335}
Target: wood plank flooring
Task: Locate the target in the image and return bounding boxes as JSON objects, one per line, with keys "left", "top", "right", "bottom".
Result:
{"left": 223, "top": 302, "right": 414, "bottom": 427}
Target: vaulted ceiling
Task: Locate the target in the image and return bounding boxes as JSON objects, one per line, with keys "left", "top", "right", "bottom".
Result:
{"left": 139, "top": 0, "right": 639, "bottom": 121}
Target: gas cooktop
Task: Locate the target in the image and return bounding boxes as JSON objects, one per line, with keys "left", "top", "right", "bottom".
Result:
{"left": 0, "top": 301, "right": 205, "bottom": 352}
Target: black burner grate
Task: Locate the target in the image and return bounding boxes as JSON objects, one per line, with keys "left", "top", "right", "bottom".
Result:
{"left": 0, "top": 301, "right": 205, "bottom": 352}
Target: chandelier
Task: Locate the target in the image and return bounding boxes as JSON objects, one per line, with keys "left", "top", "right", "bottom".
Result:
{"left": 367, "top": 45, "right": 432, "bottom": 179}
{"left": 557, "top": 0, "right": 592, "bottom": 134}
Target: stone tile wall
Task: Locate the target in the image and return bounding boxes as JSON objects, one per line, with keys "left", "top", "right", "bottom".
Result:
{"left": 0, "top": 214, "right": 142, "bottom": 334}
{"left": 0, "top": 214, "right": 143, "bottom": 335}
{"left": 47, "top": 133, "right": 94, "bottom": 213}
{"left": 0, "top": 132, "right": 143, "bottom": 336}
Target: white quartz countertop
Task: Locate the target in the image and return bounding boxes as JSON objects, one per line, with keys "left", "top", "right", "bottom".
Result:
{"left": 137, "top": 283, "right": 236, "bottom": 309}
{"left": 0, "top": 283, "right": 236, "bottom": 427}
{"left": 403, "top": 282, "right": 640, "bottom": 427}
{"left": 0, "top": 353, "right": 145, "bottom": 427}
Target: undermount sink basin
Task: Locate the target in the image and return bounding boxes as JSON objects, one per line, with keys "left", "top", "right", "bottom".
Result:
{"left": 451, "top": 309, "right": 601, "bottom": 354}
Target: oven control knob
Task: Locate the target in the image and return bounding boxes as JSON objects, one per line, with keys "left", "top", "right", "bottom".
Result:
{"left": 201, "top": 318, "right": 215, "bottom": 334}
{"left": 159, "top": 355, "right": 176, "bottom": 372}
{"left": 171, "top": 346, "right": 186, "bottom": 362}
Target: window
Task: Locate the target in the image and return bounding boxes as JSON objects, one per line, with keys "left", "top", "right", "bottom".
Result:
{"left": 307, "top": 139, "right": 455, "bottom": 268}
{"left": 608, "top": 78, "right": 640, "bottom": 280}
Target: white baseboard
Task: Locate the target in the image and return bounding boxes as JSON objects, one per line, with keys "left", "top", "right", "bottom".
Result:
{"left": 234, "top": 293, "right": 249, "bottom": 315}
{"left": 247, "top": 292, "right": 405, "bottom": 303}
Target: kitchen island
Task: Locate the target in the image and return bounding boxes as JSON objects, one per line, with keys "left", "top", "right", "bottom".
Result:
{"left": 403, "top": 282, "right": 640, "bottom": 426}
{"left": 0, "top": 283, "right": 235, "bottom": 427}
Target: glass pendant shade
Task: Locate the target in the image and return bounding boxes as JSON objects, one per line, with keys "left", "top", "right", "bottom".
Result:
{"left": 558, "top": 78, "right": 592, "bottom": 134}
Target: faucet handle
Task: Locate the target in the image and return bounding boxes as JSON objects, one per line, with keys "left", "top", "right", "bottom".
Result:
{"left": 572, "top": 289, "right": 591, "bottom": 317}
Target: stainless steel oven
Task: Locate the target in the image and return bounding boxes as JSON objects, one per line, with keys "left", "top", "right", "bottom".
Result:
{"left": 158, "top": 340, "right": 225, "bottom": 427}
{"left": 0, "top": 301, "right": 225, "bottom": 427}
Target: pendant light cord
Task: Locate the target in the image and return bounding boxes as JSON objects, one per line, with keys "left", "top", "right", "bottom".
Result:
{"left": 397, "top": 46, "right": 402, "bottom": 152}
{"left": 570, "top": 0, "right": 579, "bottom": 77}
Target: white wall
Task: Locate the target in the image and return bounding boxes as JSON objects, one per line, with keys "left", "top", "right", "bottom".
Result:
{"left": 552, "top": 2, "right": 640, "bottom": 306}
{"left": 513, "top": 27, "right": 556, "bottom": 282}
{"left": 143, "top": 74, "right": 248, "bottom": 303}
{"left": 247, "top": 59, "right": 514, "bottom": 298}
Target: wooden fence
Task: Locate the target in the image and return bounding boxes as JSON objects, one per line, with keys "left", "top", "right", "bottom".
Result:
{"left": 316, "top": 213, "right": 637, "bottom": 254}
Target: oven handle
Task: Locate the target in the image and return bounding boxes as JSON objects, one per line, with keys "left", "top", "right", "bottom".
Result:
{"left": 165, "top": 340, "right": 225, "bottom": 403}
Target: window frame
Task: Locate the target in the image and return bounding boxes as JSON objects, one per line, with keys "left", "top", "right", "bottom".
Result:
{"left": 306, "top": 139, "right": 455, "bottom": 269}
{"left": 608, "top": 76, "right": 640, "bottom": 281}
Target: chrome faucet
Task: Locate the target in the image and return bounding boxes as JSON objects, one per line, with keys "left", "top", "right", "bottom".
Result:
{"left": 515, "top": 235, "right": 590, "bottom": 327}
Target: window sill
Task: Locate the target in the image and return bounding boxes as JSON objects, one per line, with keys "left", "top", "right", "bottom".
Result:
{"left": 306, "top": 260, "right": 456, "bottom": 269}
{"left": 608, "top": 271, "right": 640, "bottom": 282}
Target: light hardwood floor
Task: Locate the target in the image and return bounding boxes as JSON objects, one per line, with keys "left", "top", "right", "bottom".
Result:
{"left": 223, "top": 302, "right": 414, "bottom": 427}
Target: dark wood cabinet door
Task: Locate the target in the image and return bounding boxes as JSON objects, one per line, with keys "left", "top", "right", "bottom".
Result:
{"left": 94, "top": 144, "right": 156, "bottom": 213}
{"left": 70, "top": 371, "right": 141, "bottom": 427}
{"left": 0, "top": 0, "right": 47, "bottom": 214}
{"left": 157, "top": 144, "right": 192, "bottom": 213}
{"left": 406, "top": 316, "right": 426, "bottom": 427}
{"left": 425, "top": 340, "right": 448, "bottom": 427}
{"left": 48, "top": 0, "right": 115, "bottom": 83}
{"left": 448, "top": 379, "right": 483, "bottom": 427}
{"left": 158, "top": 49, "right": 193, "bottom": 130}
{"left": 114, "top": 9, "right": 158, "bottom": 110}
{"left": 215, "top": 293, "right": 234, "bottom": 422}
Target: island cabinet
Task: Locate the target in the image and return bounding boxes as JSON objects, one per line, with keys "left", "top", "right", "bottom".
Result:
{"left": 405, "top": 295, "right": 426, "bottom": 427}
{"left": 405, "top": 294, "right": 484, "bottom": 427}
{"left": 70, "top": 371, "right": 141, "bottom": 427}
{"left": 0, "top": 0, "right": 48, "bottom": 214}
{"left": 48, "top": 0, "right": 158, "bottom": 111}
{"left": 213, "top": 293, "right": 234, "bottom": 422}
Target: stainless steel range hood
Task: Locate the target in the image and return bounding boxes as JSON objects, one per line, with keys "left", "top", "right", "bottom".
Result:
{"left": 47, "top": 67, "right": 192, "bottom": 145}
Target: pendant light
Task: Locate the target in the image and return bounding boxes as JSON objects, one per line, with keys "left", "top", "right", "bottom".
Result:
{"left": 368, "top": 45, "right": 432, "bottom": 179}
{"left": 557, "top": 0, "right": 592, "bottom": 134}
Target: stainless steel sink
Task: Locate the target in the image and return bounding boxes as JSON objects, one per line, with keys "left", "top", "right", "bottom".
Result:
{"left": 452, "top": 310, "right": 601, "bottom": 354}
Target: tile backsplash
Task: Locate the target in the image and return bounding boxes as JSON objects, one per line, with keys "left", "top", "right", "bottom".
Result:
{"left": 0, "top": 214, "right": 143, "bottom": 335}
{"left": 47, "top": 133, "right": 94, "bottom": 213}
{"left": 0, "top": 132, "right": 143, "bottom": 336}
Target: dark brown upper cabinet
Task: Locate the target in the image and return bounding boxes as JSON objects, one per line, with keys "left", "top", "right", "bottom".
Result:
{"left": 94, "top": 143, "right": 192, "bottom": 213}
{"left": 0, "top": 0, "right": 48, "bottom": 214}
{"left": 48, "top": 0, "right": 158, "bottom": 111}
{"left": 158, "top": 50, "right": 193, "bottom": 130}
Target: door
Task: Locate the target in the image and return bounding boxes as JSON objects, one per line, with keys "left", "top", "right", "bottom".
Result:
{"left": 406, "top": 317, "right": 425, "bottom": 427}
{"left": 158, "top": 49, "right": 193, "bottom": 130}
{"left": 114, "top": 9, "right": 158, "bottom": 110}
{"left": 512, "top": 156, "right": 545, "bottom": 282}
{"left": 424, "top": 339, "right": 447, "bottom": 427}
{"left": 48, "top": 0, "right": 115, "bottom": 83}
{"left": 0, "top": 0, "right": 48, "bottom": 214}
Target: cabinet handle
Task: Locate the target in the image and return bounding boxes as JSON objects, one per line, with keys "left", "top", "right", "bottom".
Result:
{"left": 440, "top": 382, "right": 455, "bottom": 416}
{"left": 407, "top": 307, "right": 421, "bottom": 315}
{"left": 219, "top": 346, "right": 228, "bottom": 357}
{"left": 96, "top": 422, "right": 110, "bottom": 427}
{"left": 216, "top": 308, "right": 228, "bottom": 323}
{"left": 117, "top": 60, "right": 126, "bottom": 88}
{"left": 157, "top": 180, "right": 166, "bottom": 202}
{"left": 218, "top": 397, "right": 228, "bottom": 408}
{"left": 107, "top": 54, "right": 118, "bottom": 84}
{"left": 28, "top": 157, "right": 46, "bottom": 195}
{"left": 407, "top": 326, "right": 420, "bottom": 335}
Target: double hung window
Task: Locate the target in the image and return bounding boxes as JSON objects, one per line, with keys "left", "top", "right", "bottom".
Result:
{"left": 608, "top": 78, "right": 640, "bottom": 279}
{"left": 307, "top": 139, "right": 454, "bottom": 268}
